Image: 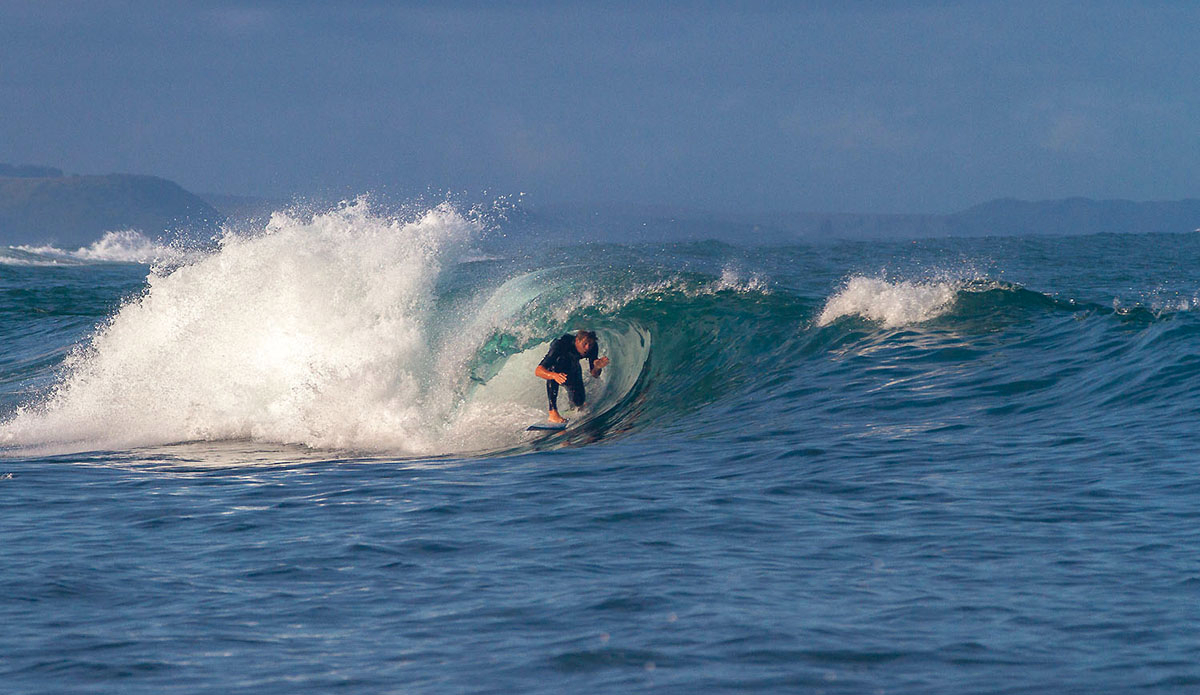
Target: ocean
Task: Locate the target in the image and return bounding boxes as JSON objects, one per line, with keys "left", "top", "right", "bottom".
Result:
{"left": 2, "top": 201, "right": 1198, "bottom": 694}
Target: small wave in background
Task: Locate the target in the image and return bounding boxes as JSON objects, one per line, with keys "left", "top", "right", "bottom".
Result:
{"left": 3, "top": 229, "right": 195, "bottom": 266}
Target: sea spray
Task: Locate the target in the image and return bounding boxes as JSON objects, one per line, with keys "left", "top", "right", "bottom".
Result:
{"left": 0, "top": 200, "right": 527, "bottom": 454}
{"left": 818, "top": 275, "right": 960, "bottom": 327}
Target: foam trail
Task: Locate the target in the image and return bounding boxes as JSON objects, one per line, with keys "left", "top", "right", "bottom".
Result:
{"left": 818, "top": 276, "right": 959, "bottom": 328}
{"left": 0, "top": 200, "right": 524, "bottom": 455}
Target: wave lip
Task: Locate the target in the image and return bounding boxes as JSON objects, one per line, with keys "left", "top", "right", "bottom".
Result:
{"left": 818, "top": 276, "right": 961, "bottom": 328}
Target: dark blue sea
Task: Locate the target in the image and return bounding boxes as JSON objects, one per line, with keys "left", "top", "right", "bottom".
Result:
{"left": 3, "top": 203, "right": 1199, "bottom": 694}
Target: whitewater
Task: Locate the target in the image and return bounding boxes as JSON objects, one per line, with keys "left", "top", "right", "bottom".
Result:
{"left": 2, "top": 202, "right": 1199, "bottom": 694}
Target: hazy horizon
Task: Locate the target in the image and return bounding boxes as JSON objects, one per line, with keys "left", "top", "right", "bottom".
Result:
{"left": 4, "top": 1, "right": 1199, "bottom": 215}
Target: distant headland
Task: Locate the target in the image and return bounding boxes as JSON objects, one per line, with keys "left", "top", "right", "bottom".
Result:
{"left": 0, "top": 164, "right": 223, "bottom": 247}
{"left": 4, "top": 162, "right": 1200, "bottom": 246}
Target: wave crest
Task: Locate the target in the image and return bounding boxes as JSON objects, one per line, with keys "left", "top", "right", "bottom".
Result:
{"left": 818, "top": 276, "right": 961, "bottom": 328}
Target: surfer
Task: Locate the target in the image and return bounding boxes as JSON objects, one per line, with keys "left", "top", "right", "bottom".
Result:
{"left": 535, "top": 330, "right": 610, "bottom": 424}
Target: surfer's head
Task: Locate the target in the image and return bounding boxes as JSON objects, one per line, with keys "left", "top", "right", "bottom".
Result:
{"left": 575, "top": 330, "right": 597, "bottom": 355}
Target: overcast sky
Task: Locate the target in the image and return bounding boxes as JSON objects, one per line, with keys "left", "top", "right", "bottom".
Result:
{"left": 3, "top": 0, "right": 1198, "bottom": 213}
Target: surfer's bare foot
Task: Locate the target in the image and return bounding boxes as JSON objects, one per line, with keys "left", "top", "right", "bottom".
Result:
{"left": 548, "top": 410, "right": 566, "bottom": 423}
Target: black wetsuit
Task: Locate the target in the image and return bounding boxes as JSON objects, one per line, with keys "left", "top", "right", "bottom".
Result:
{"left": 539, "top": 334, "right": 598, "bottom": 411}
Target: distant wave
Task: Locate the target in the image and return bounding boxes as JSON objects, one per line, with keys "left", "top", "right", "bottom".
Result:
{"left": 4, "top": 230, "right": 192, "bottom": 266}
{"left": 816, "top": 272, "right": 1200, "bottom": 329}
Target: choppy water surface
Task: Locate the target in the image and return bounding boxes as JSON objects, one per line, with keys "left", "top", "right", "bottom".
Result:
{"left": 3, "top": 207, "right": 1199, "bottom": 693}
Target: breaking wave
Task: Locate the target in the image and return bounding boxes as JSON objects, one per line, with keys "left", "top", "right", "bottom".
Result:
{"left": 4, "top": 230, "right": 192, "bottom": 266}
{"left": 1, "top": 201, "right": 774, "bottom": 457}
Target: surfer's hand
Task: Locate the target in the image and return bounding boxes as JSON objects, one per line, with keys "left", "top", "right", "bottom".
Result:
{"left": 594, "top": 357, "right": 610, "bottom": 369}
{"left": 553, "top": 372, "right": 568, "bottom": 384}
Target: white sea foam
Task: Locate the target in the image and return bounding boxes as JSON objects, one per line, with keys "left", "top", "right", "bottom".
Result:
{"left": 3, "top": 200, "right": 630, "bottom": 456}
{"left": 7, "top": 230, "right": 192, "bottom": 266}
{"left": 817, "top": 275, "right": 960, "bottom": 328}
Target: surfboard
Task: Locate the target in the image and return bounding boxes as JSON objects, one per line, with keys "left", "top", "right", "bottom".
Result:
{"left": 526, "top": 421, "right": 568, "bottom": 432}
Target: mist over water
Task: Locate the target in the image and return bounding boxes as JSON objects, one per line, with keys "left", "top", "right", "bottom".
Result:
{"left": 3, "top": 203, "right": 1200, "bottom": 694}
